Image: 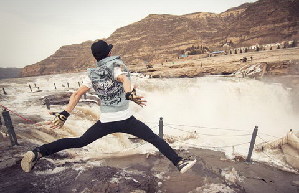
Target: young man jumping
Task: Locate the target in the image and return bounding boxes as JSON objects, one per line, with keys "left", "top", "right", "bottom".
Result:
{"left": 21, "top": 40, "right": 196, "bottom": 173}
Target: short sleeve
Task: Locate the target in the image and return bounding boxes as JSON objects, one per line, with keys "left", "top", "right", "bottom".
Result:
{"left": 113, "top": 59, "right": 129, "bottom": 80}
{"left": 114, "top": 67, "right": 122, "bottom": 80}
{"left": 82, "top": 75, "right": 93, "bottom": 88}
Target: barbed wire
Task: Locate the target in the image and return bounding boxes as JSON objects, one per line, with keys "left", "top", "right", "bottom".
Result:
{"left": 258, "top": 132, "right": 282, "bottom": 139}
{"left": 175, "top": 139, "right": 250, "bottom": 149}
{"left": 165, "top": 125, "right": 252, "bottom": 137}
{"left": 257, "top": 135, "right": 299, "bottom": 159}
{"left": 258, "top": 129, "right": 299, "bottom": 139}
{"left": 1, "top": 103, "right": 298, "bottom": 158}
{"left": 164, "top": 122, "right": 251, "bottom": 132}
{"left": 257, "top": 135, "right": 271, "bottom": 143}
{"left": 257, "top": 134, "right": 299, "bottom": 148}
{"left": 143, "top": 121, "right": 159, "bottom": 125}
{"left": 0, "top": 104, "right": 37, "bottom": 124}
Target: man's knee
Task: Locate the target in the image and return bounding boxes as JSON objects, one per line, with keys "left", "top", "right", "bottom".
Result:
{"left": 76, "top": 137, "right": 89, "bottom": 147}
{"left": 145, "top": 134, "right": 163, "bottom": 144}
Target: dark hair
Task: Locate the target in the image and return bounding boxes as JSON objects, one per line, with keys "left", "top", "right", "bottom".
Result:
{"left": 91, "top": 40, "right": 113, "bottom": 61}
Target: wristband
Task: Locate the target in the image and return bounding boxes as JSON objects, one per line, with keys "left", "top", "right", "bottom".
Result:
{"left": 58, "top": 110, "right": 70, "bottom": 121}
{"left": 125, "top": 92, "right": 133, "bottom": 100}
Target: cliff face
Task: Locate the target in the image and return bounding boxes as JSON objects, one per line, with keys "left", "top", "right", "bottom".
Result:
{"left": 21, "top": 0, "right": 299, "bottom": 77}
{"left": 21, "top": 41, "right": 95, "bottom": 77}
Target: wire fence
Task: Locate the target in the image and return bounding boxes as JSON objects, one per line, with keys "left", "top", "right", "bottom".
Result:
{"left": 257, "top": 135, "right": 299, "bottom": 159}
{"left": 165, "top": 124, "right": 252, "bottom": 137}
{"left": 1, "top": 103, "right": 298, "bottom": 166}
{"left": 144, "top": 119, "right": 299, "bottom": 164}
{"left": 144, "top": 121, "right": 253, "bottom": 150}
{"left": 257, "top": 132, "right": 299, "bottom": 147}
{"left": 164, "top": 123, "right": 250, "bottom": 132}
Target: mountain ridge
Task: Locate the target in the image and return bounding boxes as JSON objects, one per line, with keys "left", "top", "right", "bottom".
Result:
{"left": 21, "top": 0, "right": 299, "bottom": 77}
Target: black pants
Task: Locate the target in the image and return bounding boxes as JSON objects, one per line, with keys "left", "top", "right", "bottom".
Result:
{"left": 39, "top": 116, "right": 181, "bottom": 165}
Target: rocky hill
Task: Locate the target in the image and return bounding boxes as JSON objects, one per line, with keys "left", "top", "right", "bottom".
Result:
{"left": 22, "top": 41, "right": 94, "bottom": 77}
{"left": 21, "top": 0, "right": 299, "bottom": 77}
{"left": 0, "top": 68, "right": 22, "bottom": 79}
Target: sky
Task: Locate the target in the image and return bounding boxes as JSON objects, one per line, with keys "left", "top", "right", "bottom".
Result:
{"left": 0, "top": 0, "right": 257, "bottom": 68}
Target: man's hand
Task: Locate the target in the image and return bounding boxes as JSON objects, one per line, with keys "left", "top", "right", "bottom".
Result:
{"left": 49, "top": 110, "right": 70, "bottom": 129}
{"left": 125, "top": 88, "right": 147, "bottom": 107}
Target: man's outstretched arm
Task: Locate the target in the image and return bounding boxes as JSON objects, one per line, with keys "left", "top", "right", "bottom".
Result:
{"left": 65, "top": 85, "right": 90, "bottom": 113}
{"left": 50, "top": 85, "right": 90, "bottom": 129}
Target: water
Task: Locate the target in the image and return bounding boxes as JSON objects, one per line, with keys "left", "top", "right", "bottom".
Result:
{"left": 1, "top": 72, "right": 298, "bottom": 170}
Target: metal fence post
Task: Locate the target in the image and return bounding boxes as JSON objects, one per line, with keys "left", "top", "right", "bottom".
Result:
{"left": 2, "top": 109, "right": 19, "bottom": 146}
{"left": 159, "top": 117, "right": 163, "bottom": 138}
{"left": 45, "top": 97, "right": 50, "bottom": 110}
{"left": 2, "top": 88, "right": 7, "bottom": 95}
{"left": 0, "top": 115, "right": 3, "bottom": 135}
{"left": 246, "top": 126, "right": 258, "bottom": 162}
{"left": 29, "top": 84, "right": 32, "bottom": 92}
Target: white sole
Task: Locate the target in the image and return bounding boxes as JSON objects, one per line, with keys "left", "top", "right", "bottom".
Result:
{"left": 180, "top": 159, "right": 197, "bottom": 174}
{"left": 21, "top": 151, "right": 35, "bottom": 172}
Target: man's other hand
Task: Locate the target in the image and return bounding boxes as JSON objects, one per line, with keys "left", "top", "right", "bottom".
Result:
{"left": 48, "top": 110, "right": 70, "bottom": 129}
{"left": 126, "top": 88, "right": 147, "bottom": 107}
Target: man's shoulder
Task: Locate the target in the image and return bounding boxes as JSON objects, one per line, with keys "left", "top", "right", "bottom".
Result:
{"left": 111, "top": 55, "right": 122, "bottom": 59}
{"left": 110, "top": 56, "right": 123, "bottom": 63}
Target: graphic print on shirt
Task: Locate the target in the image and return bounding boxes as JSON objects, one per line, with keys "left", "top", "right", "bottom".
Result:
{"left": 90, "top": 66, "right": 124, "bottom": 106}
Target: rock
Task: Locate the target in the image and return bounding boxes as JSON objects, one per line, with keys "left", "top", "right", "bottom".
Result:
{"left": 0, "top": 158, "right": 17, "bottom": 170}
{"left": 292, "top": 181, "right": 299, "bottom": 187}
{"left": 131, "top": 190, "right": 146, "bottom": 193}
{"left": 42, "top": 92, "right": 72, "bottom": 105}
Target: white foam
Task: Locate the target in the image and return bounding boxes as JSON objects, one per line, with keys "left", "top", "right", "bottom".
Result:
{"left": 1, "top": 73, "right": 299, "bottom": 170}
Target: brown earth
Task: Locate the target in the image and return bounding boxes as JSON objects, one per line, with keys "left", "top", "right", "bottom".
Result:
{"left": 132, "top": 47, "right": 299, "bottom": 78}
{"left": 21, "top": 0, "right": 299, "bottom": 77}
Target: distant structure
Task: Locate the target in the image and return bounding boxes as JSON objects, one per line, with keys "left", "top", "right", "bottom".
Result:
{"left": 208, "top": 51, "right": 226, "bottom": 57}
{"left": 228, "top": 40, "right": 297, "bottom": 55}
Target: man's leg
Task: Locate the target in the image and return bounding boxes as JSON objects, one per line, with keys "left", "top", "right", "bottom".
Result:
{"left": 38, "top": 121, "right": 112, "bottom": 156}
{"left": 123, "top": 116, "right": 182, "bottom": 166}
{"left": 21, "top": 121, "right": 113, "bottom": 172}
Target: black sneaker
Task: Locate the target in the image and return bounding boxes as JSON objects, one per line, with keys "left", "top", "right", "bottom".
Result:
{"left": 21, "top": 148, "right": 42, "bottom": 172}
{"left": 176, "top": 158, "right": 196, "bottom": 173}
